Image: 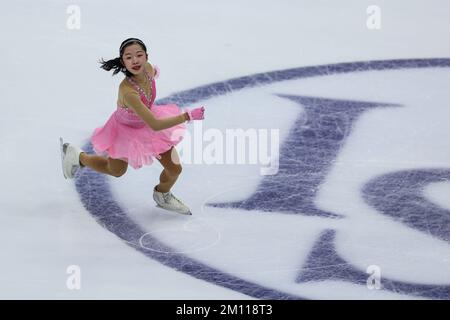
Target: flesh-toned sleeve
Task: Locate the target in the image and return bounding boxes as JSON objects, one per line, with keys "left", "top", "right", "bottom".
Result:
{"left": 123, "top": 91, "right": 186, "bottom": 131}
{"left": 123, "top": 91, "right": 158, "bottom": 130}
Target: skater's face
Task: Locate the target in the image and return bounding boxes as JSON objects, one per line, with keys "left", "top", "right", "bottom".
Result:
{"left": 121, "top": 44, "right": 148, "bottom": 76}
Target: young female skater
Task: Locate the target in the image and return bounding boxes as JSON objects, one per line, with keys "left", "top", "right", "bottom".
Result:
{"left": 61, "top": 38, "right": 205, "bottom": 215}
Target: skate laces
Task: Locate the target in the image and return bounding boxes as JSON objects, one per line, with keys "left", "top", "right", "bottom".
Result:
{"left": 163, "top": 192, "right": 185, "bottom": 206}
{"left": 162, "top": 192, "right": 171, "bottom": 202}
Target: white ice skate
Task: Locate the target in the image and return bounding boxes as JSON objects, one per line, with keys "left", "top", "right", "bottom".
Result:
{"left": 153, "top": 186, "right": 192, "bottom": 215}
{"left": 60, "top": 137, "right": 84, "bottom": 179}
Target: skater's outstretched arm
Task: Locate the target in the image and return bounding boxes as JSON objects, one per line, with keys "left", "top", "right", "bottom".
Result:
{"left": 123, "top": 92, "right": 189, "bottom": 131}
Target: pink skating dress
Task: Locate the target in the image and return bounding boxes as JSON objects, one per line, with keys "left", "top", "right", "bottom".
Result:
{"left": 90, "top": 67, "right": 186, "bottom": 169}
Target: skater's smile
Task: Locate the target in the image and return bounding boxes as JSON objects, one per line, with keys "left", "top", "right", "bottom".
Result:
{"left": 122, "top": 43, "right": 148, "bottom": 76}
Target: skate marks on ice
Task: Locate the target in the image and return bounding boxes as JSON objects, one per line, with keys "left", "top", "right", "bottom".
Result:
{"left": 298, "top": 228, "right": 450, "bottom": 300}
{"left": 75, "top": 150, "right": 301, "bottom": 299}
{"left": 207, "top": 94, "right": 399, "bottom": 218}
{"left": 76, "top": 58, "right": 450, "bottom": 299}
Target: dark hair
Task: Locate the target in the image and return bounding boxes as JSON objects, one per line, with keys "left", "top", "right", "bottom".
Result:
{"left": 99, "top": 38, "right": 148, "bottom": 77}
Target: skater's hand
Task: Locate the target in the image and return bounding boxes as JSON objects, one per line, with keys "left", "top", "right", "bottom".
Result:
{"left": 186, "top": 106, "right": 205, "bottom": 122}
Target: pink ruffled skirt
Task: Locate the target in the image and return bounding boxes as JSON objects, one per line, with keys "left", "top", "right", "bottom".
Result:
{"left": 91, "top": 104, "right": 186, "bottom": 169}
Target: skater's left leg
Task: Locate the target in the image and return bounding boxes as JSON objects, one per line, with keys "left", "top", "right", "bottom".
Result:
{"left": 156, "top": 146, "right": 182, "bottom": 193}
{"left": 153, "top": 146, "right": 191, "bottom": 215}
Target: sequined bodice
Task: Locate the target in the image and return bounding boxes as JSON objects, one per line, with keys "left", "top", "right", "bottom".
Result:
{"left": 115, "top": 70, "right": 156, "bottom": 128}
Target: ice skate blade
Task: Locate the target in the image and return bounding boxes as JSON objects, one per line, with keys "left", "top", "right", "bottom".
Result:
{"left": 59, "top": 137, "right": 67, "bottom": 179}
{"left": 155, "top": 204, "right": 192, "bottom": 215}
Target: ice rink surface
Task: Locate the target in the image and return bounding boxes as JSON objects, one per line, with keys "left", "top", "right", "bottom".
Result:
{"left": 1, "top": 0, "right": 450, "bottom": 299}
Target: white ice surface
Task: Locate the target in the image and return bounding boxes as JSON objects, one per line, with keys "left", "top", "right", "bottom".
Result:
{"left": 1, "top": 0, "right": 450, "bottom": 299}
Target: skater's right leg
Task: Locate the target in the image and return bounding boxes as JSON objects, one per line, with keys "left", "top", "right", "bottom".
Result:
{"left": 79, "top": 153, "right": 128, "bottom": 177}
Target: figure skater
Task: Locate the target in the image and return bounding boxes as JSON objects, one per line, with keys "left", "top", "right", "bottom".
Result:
{"left": 60, "top": 38, "right": 205, "bottom": 215}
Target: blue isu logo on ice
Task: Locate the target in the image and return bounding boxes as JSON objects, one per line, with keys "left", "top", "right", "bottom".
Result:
{"left": 76, "top": 58, "right": 450, "bottom": 299}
